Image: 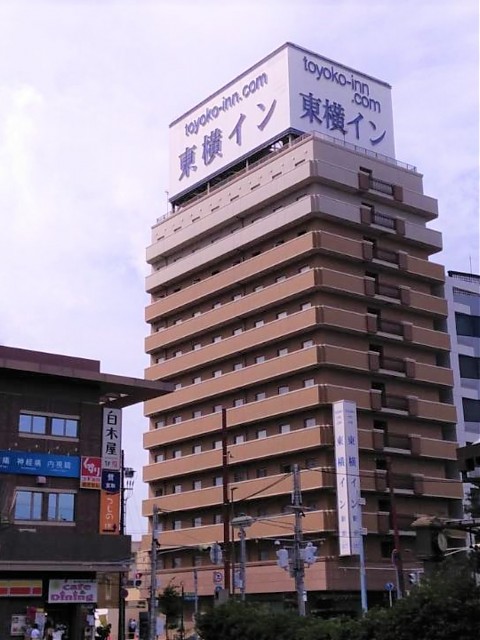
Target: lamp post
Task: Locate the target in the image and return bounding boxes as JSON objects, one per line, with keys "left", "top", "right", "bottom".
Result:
{"left": 231, "top": 515, "right": 254, "bottom": 601}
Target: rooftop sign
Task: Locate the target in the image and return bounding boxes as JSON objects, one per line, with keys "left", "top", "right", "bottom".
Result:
{"left": 169, "top": 42, "right": 395, "bottom": 201}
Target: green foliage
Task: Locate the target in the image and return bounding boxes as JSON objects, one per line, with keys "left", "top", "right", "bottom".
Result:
{"left": 158, "top": 581, "right": 183, "bottom": 638}
{"left": 195, "top": 559, "right": 480, "bottom": 640}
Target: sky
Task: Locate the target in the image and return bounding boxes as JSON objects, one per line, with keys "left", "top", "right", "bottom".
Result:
{"left": 0, "top": 0, "right": 478, "bottom": 538}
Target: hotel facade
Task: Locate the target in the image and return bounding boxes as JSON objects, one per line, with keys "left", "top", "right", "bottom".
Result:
{"left": 141, "top": 43, "right": 463, "bottom": 613}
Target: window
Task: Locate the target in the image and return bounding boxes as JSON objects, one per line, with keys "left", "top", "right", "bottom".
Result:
{"left": 304, "top": 417, "right": 316, "bottom": 428}
{"left": 192, "top": 445, "right": 201, "bottom": 454}
{"left": 214, "top": 513, "right": 222, "bottom": 524}
{"left": 276, "top": 311, "right": 287, "bottom": 320}
{"left": 193, "top": 516, "right": 202, "bottom": 527}
{"left": 305, "top": 458, "right": 318, "bottom": 469}
{"left": 174, "top": 383, "right": 182, "bottom": 390}
{"left": 233, "top": 398, "right": 245, "bottom": 407}
{"left": 299, "top": 266, "right": 310, "bottom": 273}
{"left": 193, "top": 480, "right": 202, "bottom": 490}
{"left": 174, "top": 350, "right": 183, "bottom": 357}
{"left": 375, "top": 457, "right": 387, "bottom": 470}
{"left": 213, "top": 370, "right": 222, "bottom": 378}
{"left": 256, "top": 468, "right": 267, "bottom": 478}
{"left": 258, "top": 549, "right": 269, "bottom": 561}
{"left": 48, "top": 493, "right": 75, "bottom": 522}
{"left": 234, "top": 471, "right": 247, "bottom": 482}
{"left": 193, "top": 376, "right": 201, "bottom": 384}
{"left": 257, "top": 429, "right": 267, "bottom": 439}
{"left": 281, "top": 464, "right": 292, "bottom": 473}
{"left": 233, "top": 362, "right": 244, "bottom": 371}
{"left": 254, "top": 320, "right": 264, "bottom": 328}
{"left": 255, "top": 392, "right": 266, "bottom": 401}
{"left": 254, "top": 285, "right": 264, "bottom": 292}
{"left": 14, "top": 490, "right": 75, "bottom": 522}
{"left": 192, "top": 410, "right": 202, "bottom": 418}
{"left": 213, "top": 336, "right": 222, "bottom": 343}
{"left": 155, "top": 418, "right": 165, "bottom": 429}
{"left": 456, "top": 313, "right": 480, "bottom": 337}
{"left": 19, "top": 413, "right": 78, "bottom": 438}
{"left": 193, "top": 311, "right": 201, "bottom": 318}
{"left": 232, "top": 294, "right": 243, "bottom": 301}
{"left": 459, "top": 355, "right": 480, "bottom": 379}
{"left": 277, "top": 348, "right": 288, "bottom": 356}
{"left": 303, "top": 378, "right": 315, "bottom": 388}
{"left": 302, "top": 340, "right": 314, "bottom": 349}
{"left": 276, "top": 275, "right": 286, "bottom": 283}
{"left": 300, "top": 302, "right": 312, "bottom": 310}
{"left": 463, "top": 399, "right": 480, "bottom": 422}
{"left": 213, "top": 440, "right": 222, "bottom": 449}
{"left": 155, "top": 453, "right": 165, "bottom": 462}
{"left": 213, "top": 476, "right": 223, "bottom": 486}
{"left": 234, "top": 435, "right": 245, "bottom": 444}
{"left": 233, "top": 328, "right": 243, "bottom": 336}
{"left": 173, "top": 449, "right": 182, "bottom": 459}
{"left": 193, "top": 343, "right": 201, "bottom": 351}
{"left": 279, "top": 424, "right": 291, "bottom": 434}
{"left": 278, "top": 385, "right": 289, "bottom": 395}
{"left": 173, "top": 484, "right": 182, "bottom": 494}
{"left": 213, "top": 302, "right": 221, "bottom": 309}
{"left": 213, "top": 405, "right": 223, "bottom": 413}
{"left": 173, "top": 416, "right": 182, "bottom": 424}
{"left": 173, "top": 520, "right": 182, "bottom": 531}
{"left": 255, "top": 355, "right": 265, "bottom": 364}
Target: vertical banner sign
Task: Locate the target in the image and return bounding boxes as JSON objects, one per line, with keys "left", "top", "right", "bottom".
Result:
{"left": 333, "top": 400, "right": 362, "bottom": 556}
{"left": 102, "top": 409, "right": 122, "bottom": 471}
{"left": 99, "top": 490, "right": 120, "bottom": 534}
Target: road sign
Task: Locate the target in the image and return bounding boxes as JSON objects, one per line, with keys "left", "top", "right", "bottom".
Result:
{"left": 385, "top": 582, "right": 395, "bottom": 591}
{"left": 183, "top": 592, "right": 196, "bottom": 601}
{"left": 213, "top": 571, "right": 223, "bottom": 584}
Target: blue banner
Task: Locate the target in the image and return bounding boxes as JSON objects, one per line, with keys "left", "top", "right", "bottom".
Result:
{"left": 0, "top": 450, "right": 80, "bottom": 478}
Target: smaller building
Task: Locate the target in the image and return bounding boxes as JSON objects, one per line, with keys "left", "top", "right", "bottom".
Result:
{"left": 0, "top": 346, "right": 170, "bottom": 640}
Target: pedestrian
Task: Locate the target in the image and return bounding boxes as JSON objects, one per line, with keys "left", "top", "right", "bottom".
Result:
{"left": 30, "top": 624, "right": 41, "bottom": 640}
{"left": 127, "top": 619, "right": 137, "bottom": 639}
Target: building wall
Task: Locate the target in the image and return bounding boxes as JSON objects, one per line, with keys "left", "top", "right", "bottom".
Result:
{"left": 142, "top": 133, "right": 463, "bottom": 604}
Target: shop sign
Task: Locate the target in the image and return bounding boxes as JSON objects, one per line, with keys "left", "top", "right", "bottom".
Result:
{"left": 48, "top": 579, "right": 97, "bottom": 603}
{"left": 80, "top": 456, "right": 102, "bottom": 489}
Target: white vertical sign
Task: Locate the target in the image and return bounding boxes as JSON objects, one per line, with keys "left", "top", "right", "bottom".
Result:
{"left": 102, "top": 408, "right": 122, "bottom": 470}
{"left": 333, "top": 400, "right": 362, "bottom": 556}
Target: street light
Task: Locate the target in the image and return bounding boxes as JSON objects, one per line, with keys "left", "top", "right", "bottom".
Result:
{"left": 231, "top": 514, "right": 254, "bottom": 601}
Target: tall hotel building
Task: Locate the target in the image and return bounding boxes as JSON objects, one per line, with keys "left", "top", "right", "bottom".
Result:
{"left": 141, "top": 44, "right": 463, "bottom": 611}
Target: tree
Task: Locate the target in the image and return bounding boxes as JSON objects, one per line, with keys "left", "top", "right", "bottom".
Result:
{"left": 158, "top": 581, "right": 183, "bottom": 640}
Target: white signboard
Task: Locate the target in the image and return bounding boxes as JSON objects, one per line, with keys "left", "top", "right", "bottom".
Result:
{"left": 48, "top": 579, "right": 97, "bottom": 603}
{"left": 169, "top": 42, "right": 394, "bottom": 201}
{"left": 333, "top": 400, "right": 362, "bottom": 556}
{"left": 102, "top": 408, "right": 122, "bottom": 471}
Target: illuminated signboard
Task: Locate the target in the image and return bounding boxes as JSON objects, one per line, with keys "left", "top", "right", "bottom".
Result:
{"left": 169, "top": 42, "right": 394, "bottom": 200}
{"left": 48, "top": 579, "right": 97, "bottom": 603}
{"left": 333, "top": 400, "right": 362, "bottom": 557}
{"left": 0, "top": 450, "right": 79, "bottom": 478}
{"left": 101, "top": 408, "right": 122, "bottom": 471}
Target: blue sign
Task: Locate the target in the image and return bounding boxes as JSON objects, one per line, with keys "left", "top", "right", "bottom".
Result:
{"left": 101, "top": 469, "right": 121, "bottom": 493}
{"left": 385, "top": 582, "right": 396, "bottom": 591}
{"left": 0, "top": 450, "right": 80, "bottom": 478}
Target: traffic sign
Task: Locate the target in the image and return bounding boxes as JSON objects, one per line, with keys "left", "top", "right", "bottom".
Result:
{"left": 385, "top": 582, "right": 395, "bottom": 591}
{"left": 213, "top": 571, "right": 223, "bottom": 584}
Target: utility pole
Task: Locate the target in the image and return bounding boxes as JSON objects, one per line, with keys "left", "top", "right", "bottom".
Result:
{"left": 149, "top": 505, "right": 159, "bottom": 640}
{"left": 291, "top": 464, "right": 306, "bottom": 616}
{"left": 221, "top": 407, "right": 231, "bottom": 594}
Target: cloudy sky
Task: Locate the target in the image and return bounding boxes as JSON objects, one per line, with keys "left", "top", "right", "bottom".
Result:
{"left": 0, "top": 0, "right": 478, "bottom": 537}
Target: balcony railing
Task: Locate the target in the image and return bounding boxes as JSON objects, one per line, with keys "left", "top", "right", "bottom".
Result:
{"left": 369, "top": 177, "right": 395, "bottom": 196}
{"left": 372, "top": 210, "right": 396, "bottom": 230}
{"left": 373, "top": 246, "right": 399, "bottom": 265}
{"left": 378, "top": 318, "right": 403, "bottom": 336}
{"left": 391, "top": 473, "right": 415, "bottom": 490}
{"left": 380, "top": 356, "right": 406, "bottom": 373}
{"left": 376, "top": 282, "right": 401, "bottom": 299}
{"left": 384, "top": 432, "right": 410, "bottom": 450}
{"left": 382, "top": 394, "right": 409, "bottom": 411}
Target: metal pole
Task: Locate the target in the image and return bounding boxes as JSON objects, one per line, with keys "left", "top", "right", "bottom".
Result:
{"left": 292, "top": 465, "right": 306, "bottom": 616}
{"left": 239, "top": 526, "right": 247, "bottom": 601}
{"left": 358, "top": 532, "right": 368, "bottom": 613}
{"left": 230, "top": 488, "right": 236, "bottom": 595}
{"left": 149, "top": 505, "right": 159, "bottom": 640}
{"left": 193, "top": 568, "right": 199, "bottom": 627}
{"left": 387, "top": 457, "right": 405, "bottom": 599}
{"left": 221, "top": 408, "right": 231, "bottom": 594}
{"left": 118, "top": 450, "right": 126, "bottom": 640}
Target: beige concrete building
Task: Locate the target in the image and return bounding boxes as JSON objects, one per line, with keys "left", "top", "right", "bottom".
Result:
{"left": 140, "top": 128, "right": 463, "bottom": 613}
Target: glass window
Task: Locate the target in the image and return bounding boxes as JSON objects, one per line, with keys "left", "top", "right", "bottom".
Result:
{"left": 193, "top": 343, "right": 201, "bottom": 350}
{"left": 193, "top": 376, "right": 201, "bottom": 384}
{"left": 213, "top": 476, "right": 222, "bottom": 486}
{"left": 193, "top": 516, "right": 202, "bottom": 527}
{"left": 455, "top": 313, "right": 480, "bottom": 337}
{"left": 463, "top": 398, "right": 480, "bottom": 422}
{"left": 213, "top": 440, "right": 222, "bottom": 449}
{"left": 257, "top": 429, "right": 267, "bottom": 439}
{"left": 255, "top": 356, "right": 265, "bottom": 364}
{"left": 459, "top": 355, "right": 480, "bottom": 379}
{"left": 18, "top": 414, "right": 45, "bottom": 435}
{"left": 192, "top": 444, "right": 201, "bottom": 454}
{"left": 155, "top": 453, "right": 165, "bottom": 462}
{"left": 213, "top": 405, "right": 223, "bottom": 413}
{"left": 276, "top": 275, "right": 286, "bottom": 283}
{"left": 51, "top": 418, "right": 78, "bottom": 438}
{"left": 174, "top": 350, "right": 183, "bottom": 357}
{"left": 303, "top": 378, "right": 315, "bottom": 388}
{"left": 304, "top": 417, "right": 316, "bottom": 428}
{"left": 173, "top": 450, "right": 182, "bottom": 459}
{"left": 278, "top": 386, "right": 289, "bottom": 395}
{"left": 14, "top": 490, "right": 42, "bottom": 520}
{"left": 174, "top": 383, "right": 182, "bottom": 391}
{"left": 234, "top": 435, "right": 245, "bottom": 444}
{"left": 276, "top": 311, "right": 288, "bottom": 319}
{"left": 233, "top": 398, "right": 245, "bottom": 407}
{"left": 255, "top": 392, "right": 266, "bottom": 401}
{"left": 302, "top": 340, "right": 314, "bottom": 348}
{"left": 233, "top": 328, "right": 243, "bottom": 335}
{"left": 155, "top": 419, "right": 165, "bottom": 429}
{"left": 279, "top": 424, "right": 291, "bottom": 434}
{"left": 213, "top": 336, "right": 222, "bottom": 343}
{"left": 277, "top": 348, "right": 288, "bottom": 356}
{"left": 254, "top": 320, "right": 265, "bottom": 328}
{"left": 256, "top": 468, "right": 267, "bottom": 478}
{"left": 48, "top": 493, "right": 74, "bottom": 522}
{"left": 174, "top": 484, "right": 182, "bottom": 494}
{"left": 233, "top": 363, "right": 244, "bottom": 371}
{"left": 173, "top": 521, "right": 182, "bottom": 531}
{"left": 173, "top": 416, "right": 182, "bottom": 424}
{"left": 301, "top": 302, "right": 312, "bottom": 310}
{"left": 213, "top": 370, "right": 222, "bottom": 378}
{"left": 192, "top": 410, "right": 202, "bottom": 418}
{"left": 193, "top": 480, "right": 202, "bottom": 490}
{"left": 214, "top": 513, "right": 222, "bottom": 524}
